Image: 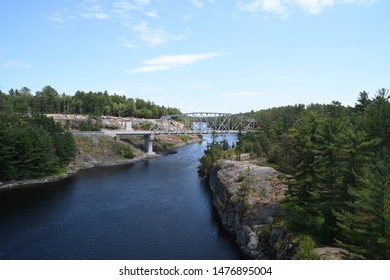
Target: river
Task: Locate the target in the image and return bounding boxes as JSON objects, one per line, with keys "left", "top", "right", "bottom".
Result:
{"left": 0, "top": 135, "right": 241, "bottom": 260}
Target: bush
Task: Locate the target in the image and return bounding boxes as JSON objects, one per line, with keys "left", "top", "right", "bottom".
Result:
{"left": 113, "top": 143, "right": 134, "bottom": 159}
{"left": 297, "top": 235, "right": 320, "bottom": 260}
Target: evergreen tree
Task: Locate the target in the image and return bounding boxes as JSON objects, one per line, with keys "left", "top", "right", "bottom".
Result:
{"left": 283, "top": 110, "right": 326, "bottom": 235}
{"left": 198, "top": 137, "right": 227, "bottom": 177}
{"left": 53, "top": 131, "right": 76, "bottom": 165}
{"left": 284, "top": 103, "right": 378, "bottom": 242}
{"left": 0, "top": 114, "right": 76, "bottom": 181}
{"left": 366, "top": 89, "right": 390, "bottom": 152}
{"left": 235, "top": 167, "right": 255, "bottom": 218}
{"left": 335, "top": 152, "right": 390, "bottom": 259}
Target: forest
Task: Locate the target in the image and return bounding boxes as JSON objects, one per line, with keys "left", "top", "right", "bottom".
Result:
{"left": 0, "top": 85, "right": 181, "bottom": 118}
{"left": 0, "top": 85, "right": 182, "bottom": 182}
{"left": 199, "top": 88, "right": 390, "bottom": 259}
{"left": 0, "top": 113, "right": 76, "bottom": 181}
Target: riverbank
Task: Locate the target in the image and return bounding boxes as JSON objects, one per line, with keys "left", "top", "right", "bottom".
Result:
{"left": 0, "top": 133, "right": 202, "bottom": 190}
{"left": 208, "top": 159, "right": 364, "bottom": 260}
{"left": 209, "top": 159, "right": 295, "bottom": 259}
{"left": 0, "top": 153, "right": 156, "bottom": 190}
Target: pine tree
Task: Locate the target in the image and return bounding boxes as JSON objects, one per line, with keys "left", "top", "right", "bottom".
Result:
{"left": 53, "top": 131, "right": 76, "bottom": 165}
{"left": 283, "top": 105, "right": 375, "bottom": 242}
{"left": 335, "top": 152, "right": 390, "bottom": 259}
{"left": 283, "top": 110, "right": 325, "bottom": 235}
{"left": 235, "top": 167, "right": 255, "bottom": 219}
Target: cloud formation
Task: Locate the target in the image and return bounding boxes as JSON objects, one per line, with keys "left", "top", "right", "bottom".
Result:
{"left": 112, "top": 0, "right": 150, "bottom": 14}
{"left": 47, "top": 0, "right": 378, "bottom": 49}
{"left": 237, "top": 0, "right": 377, "bottom": 16}
{"left": 126, "top": 22, "right": 188, "bottom": 46}
{"left": 48, "top": 0, "right": 191, "bottom": 47}
{"left": 76, "top": 1, "right": 110, "bottom": 20}
{"left": 127, "top": 52, "right": 226, "bottom": 73}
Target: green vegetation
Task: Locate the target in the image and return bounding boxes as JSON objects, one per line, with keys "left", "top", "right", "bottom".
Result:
{"left": 0, "top": 85, "right": 181, "bottom": 118}
{"left": 198, "top": 133, "right": 232, "bottom": 177}
{"left": 234, "top": 167, "right": 255, "bottom": 217}
{"left": 0, "top": 113, "right": 76, "bottom": 181}
{"left": 0, "top": 84, "right": 181, "bottom": 182}
{"left": 199, "top": 88, "right": 390, "bottom": 259}
{"left": 73, "top": 135, "right": 136, "bottom": 164}
{"left": 296, "top": 235, "right": 320, "bottom": 260}
{"left": 113, "top": 143, "right": 134, "bottom": 159}
{"left": 180, "top": 135, "right": 191, "bottom": 143}
{"left": 282, "top": 89, "right": 390, "bottom": 259}
{"left": 78, "top": 118, "right": 102, "bottom": 131}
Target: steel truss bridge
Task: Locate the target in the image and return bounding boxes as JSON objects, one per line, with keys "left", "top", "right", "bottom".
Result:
{"left": 104, "top": 112, "right": 256, "bottom": 154}
{"left": 150, "top": 112, "right": 256, "bottom": 134}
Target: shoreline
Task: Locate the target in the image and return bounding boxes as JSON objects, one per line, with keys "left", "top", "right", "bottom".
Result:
{"left": 0, "top": 138, "right": 203, "bottom": 191}
{"left": 0, "top": 153, "right": 158, "bottom": 190}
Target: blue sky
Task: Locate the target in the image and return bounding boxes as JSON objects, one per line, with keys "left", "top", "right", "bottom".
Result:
{"left": 0, "top": 0, "right": 388, "bottom": 113}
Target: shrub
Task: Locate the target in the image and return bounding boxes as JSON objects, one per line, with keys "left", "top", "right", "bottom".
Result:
{"left": 297, "top": 235, "right": 320, "bottom": 260}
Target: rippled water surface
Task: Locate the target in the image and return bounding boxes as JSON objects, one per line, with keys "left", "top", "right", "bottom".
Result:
{"left": 0, "top": 135, "right": 241, "bottom": 259}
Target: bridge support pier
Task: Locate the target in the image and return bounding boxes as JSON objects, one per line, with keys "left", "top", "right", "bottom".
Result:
{"left": 144, "top": 134, "right": 155, "bottom": 154}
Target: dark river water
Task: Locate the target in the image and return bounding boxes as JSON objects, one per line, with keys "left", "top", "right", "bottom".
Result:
{"left": 0, "top": 135, "right": 241, "bottom": 260}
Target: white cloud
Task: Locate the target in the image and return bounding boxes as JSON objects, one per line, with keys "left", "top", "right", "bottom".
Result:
{"left": 238, "top": 0, "right": 289, "bottom": 16}
{"left": 127, "top": 52, "right": 226, "bottom": 73}
{"left": 237, "top": 0, "right": 377, "bottom": 17}
{"left": 76, "top": 2, "right": 110, "bottom": 20}
{"left": 144, "top": 52, "right": 225, "bottom": 65}
{"left": 190, "top": 0, "right": 205, "bottom": 8}
{"left": 183, "top": 0, "right": 216, "bottom": 21}
{"left": 134, "top": 0, "right": 150, "bottom": 6}
{"left": 78, "top": 12, "right": 110, "bottom": 19}
{"left": 127, "top": 22, "right": 189, "bottom": 46}
{"left": 340, "top": 0, "right": 377, "bottom": 5}
{"left": 129, "top": 22, "right": 171, "bottom": 46}
{"left": 48, "top": 12, "right": 66, "bottom": 23}
{"left": 295, "top": 0, "right": 334, "bottom": 14}
{"left": 263, "top": 0, "right": 288, "bottom": 14}
{"left": 112, "top": 0, "right": 151, "bottom": 15}
{"left": 112, "top": 0, "right": 140, "bottom": 13}
{"left": 145, "top": 10, "right": 159, "bottom": 18}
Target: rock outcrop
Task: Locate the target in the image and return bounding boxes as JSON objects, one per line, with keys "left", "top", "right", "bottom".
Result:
{"left": 314, "top": 247, "right": 364, "bottom": 260}
{"left": 209, "top": 160, "right": 296, "bottom": 259}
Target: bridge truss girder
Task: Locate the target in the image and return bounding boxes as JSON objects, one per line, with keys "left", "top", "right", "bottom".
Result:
{"left": 150, "top": 112, "right": 256, "bottom": 134}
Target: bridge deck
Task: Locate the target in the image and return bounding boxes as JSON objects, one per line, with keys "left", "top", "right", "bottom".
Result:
{"left": 102, "top": 129, "right": 242, "bottom": 137}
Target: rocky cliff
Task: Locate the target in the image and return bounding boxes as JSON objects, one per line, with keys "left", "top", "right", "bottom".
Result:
{"left": 209, "top": 160, "right": 296, "bottom": 259}
{"left": 208, "top": 160, "right": 363, "bottom": 260}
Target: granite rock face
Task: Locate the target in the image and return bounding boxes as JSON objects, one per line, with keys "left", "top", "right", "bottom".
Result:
{"left": 314, "top": 247, "right": 365, "bottom": 260}
{"left": 209, "top": 160, "right": 296, "bottom": 259}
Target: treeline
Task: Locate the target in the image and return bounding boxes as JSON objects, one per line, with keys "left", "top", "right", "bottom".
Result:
{"left": 248, "top": 89, "right": 390, "bottom": 259}
{"left": 0, "top": 113, "right": 76, "bottom": 181}
{"left": 201, "top": 88, "right": 390, "bottom": 259}
{"left": 0, "top": 85, "right": 181, "bottom": 118}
